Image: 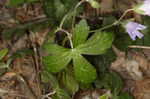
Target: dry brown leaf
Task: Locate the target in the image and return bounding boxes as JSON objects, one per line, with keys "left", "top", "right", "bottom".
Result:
{"left": 133, "top": 78, "right": 150, "bottom": 99}
{"left": 129, "top": 51, "right": 150, "bottom": 77}
{"left": 111, "top": 46, "right": 150, "bottom": 81}
{"left": 111, "top": 46, "right": 150, "bottom": 99}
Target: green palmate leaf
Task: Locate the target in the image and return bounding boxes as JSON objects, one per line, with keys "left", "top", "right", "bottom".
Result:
{"left": 73, "top": 19, "right": 89, "bottom": 47}
{"left": 43, "top": 43, "right": 69, "bottom": 54}
{"left": 73, "top": 54, "right": 97, "bottom": 83}
{"left": 77, "top": 32, "right": 114, "bottom": 55}
{"left": 0, "top": 48, "right": 8, "bottom": 60}
{"left": 62, "top": 72, "right": 79, "bottom": 94}
{"left": 43, "top": 51, "right": 72, "bottom": 73}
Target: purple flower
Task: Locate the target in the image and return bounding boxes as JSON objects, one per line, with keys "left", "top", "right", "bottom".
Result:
{"left": 125, "top": 22, "right": 146, "bottom": 40}
{"left": 139, "top": 0, "right": 150, "bottom": 16}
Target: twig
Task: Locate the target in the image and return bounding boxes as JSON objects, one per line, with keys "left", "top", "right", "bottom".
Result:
{"left": 128, "top": 45, "right": 150, "bottom": 49}
{"left": 2, "top": 18, "right": 49, "bottom": 39}
{"left": 28, "top": 31, "right": 42, "bottom": 99}
{"left": 16, "top": 75, "right": 37, "bottom": 99}
{"left": 41, "top": 91, "right": 56, "bottom": 99}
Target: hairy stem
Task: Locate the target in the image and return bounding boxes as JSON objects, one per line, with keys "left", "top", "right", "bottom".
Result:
{"left": 90, "top": 9, "right": 134, "bottom": 33}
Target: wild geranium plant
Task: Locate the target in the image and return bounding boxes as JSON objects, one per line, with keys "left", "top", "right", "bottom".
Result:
{"left": 43, "top": 19, "right": 114, "bottom": 84}
{"left": 42, "top": 0, "right": 150, "bottom": 98}
{"left": 42, "top": 0, "right": 150, "bottom": 84}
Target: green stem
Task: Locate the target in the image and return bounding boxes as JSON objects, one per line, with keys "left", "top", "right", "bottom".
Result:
{"left": 59, "top": 0, "right": 85, "bottom": 30}
{"left": 115, "top": 9, "right": 134, "bottom": 25}
{"left": 90, "top": 9, "right": 134, "bottom": 33}
{"left": 59, "top": 13, "right": 70, "bottom": 29}
{"left": 72, "top": 0, "right": 86, "bottom": 29}
{"left": 57, "top": 0, "right": 86, "bottom": 49}
{"left": 90, "top": 24, "right": 115, "bottom": 33}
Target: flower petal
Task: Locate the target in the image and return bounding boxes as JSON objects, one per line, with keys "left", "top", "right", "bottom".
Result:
{"left": 136, "top": 24, "right": 147, "bottom": 30}
{"left": 124, "top": 21, "right": 146, "bottom": 40}
{"left": 126, "top": 30, "right": 136, "bottom": 40}
{"left": 134, "top": 31, "right": 144, "bottom": 39}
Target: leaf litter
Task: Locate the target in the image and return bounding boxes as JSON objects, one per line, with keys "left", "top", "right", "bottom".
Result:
{"left": 111, "top": 45, "right": 150, "bottom": 99}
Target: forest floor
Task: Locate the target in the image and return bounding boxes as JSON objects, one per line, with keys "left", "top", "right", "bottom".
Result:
{"left": 0, "top": 0, "right": 150, "bottom": 99}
